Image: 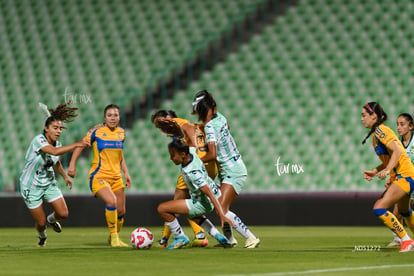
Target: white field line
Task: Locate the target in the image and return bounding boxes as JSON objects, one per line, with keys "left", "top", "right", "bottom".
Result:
{"left": 216, "top": 263, "right": 414, "bottom": 276}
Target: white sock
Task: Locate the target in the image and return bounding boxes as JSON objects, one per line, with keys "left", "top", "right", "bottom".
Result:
{"left": 38, "top": 229, "right": 47, "bottom": 238}
{"left": 200, "top": 219, "right": 219, "bottom": 237}
{"left": 47, "top": 212, "right": 56, "bottom": 224}
{"left": 392, "top": 231, "right": 401, "bottom": 241}
{"left": 165, "top": 218, "right": 184, "bottom": 238}
{"left": 225, "top": 211, "right": 256, "bottom": 239}
{"left": 401, "top": 234, "right": 411, "bottom": 242}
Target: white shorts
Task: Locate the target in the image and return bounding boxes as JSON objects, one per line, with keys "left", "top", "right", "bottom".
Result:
{"left": 21, "top": 184, "right": 63, "bottom": 209}
{"left": 185, "top": 198, "right": 214, "bottom": 219}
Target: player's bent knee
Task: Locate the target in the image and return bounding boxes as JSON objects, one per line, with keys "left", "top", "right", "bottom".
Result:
{"left": 58, "top": 210, "right": 69, "bottom": 219}
{"left": 157, "top": 203, "right": 166, "bottom": 215}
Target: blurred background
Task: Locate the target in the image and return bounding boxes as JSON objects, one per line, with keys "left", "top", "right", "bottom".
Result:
{"left": 1, "top": 0, "right": 413, "bottom": 197}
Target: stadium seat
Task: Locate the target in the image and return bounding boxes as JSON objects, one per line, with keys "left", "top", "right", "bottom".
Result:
{"left": 2, "top": 0, "right": 413, "bottom": 193}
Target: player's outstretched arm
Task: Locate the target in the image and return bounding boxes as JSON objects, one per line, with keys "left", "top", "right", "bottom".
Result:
{"left": 200, "top": 185, "right": 233, "bottom": 227}
{"left": 41, "top": 140, "right": 89, "bottom": 157}
{"left": 67, "top": 143, "right": 87, "bottom": 177}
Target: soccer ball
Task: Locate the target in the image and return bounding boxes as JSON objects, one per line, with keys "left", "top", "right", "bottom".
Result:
{"left": 130, "top": 227, "right": 154, "bottom": 249}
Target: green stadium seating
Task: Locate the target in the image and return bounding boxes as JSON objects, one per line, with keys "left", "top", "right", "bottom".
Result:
{"left": 142, "top": 0, "right": 414, "bottom": 192}
{"left": 2, "top": 0, "right": 413, "bottom": 193}
{"left": 0, "top": 0, "right": 266, "bottom": 191}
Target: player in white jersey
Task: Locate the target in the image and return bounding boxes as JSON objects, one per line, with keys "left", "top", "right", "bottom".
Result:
{"left": 20, "top": 102, "right": 89, "bottom": 247}
{"left": 191, "top": 90, "right": 260, "bottom": 249}
{"left": 398, "top": 113, "right": 414, "bottom": 163}
{"left": 157, "top": 137, "right": 232, "bottom": 249}
{"left": 387, "top": 113, "right": 414, "bottom": 247}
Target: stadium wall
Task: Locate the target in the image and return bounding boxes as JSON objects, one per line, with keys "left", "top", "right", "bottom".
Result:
{"left": 2, "top": 193, "right": 383, "bottom": 227}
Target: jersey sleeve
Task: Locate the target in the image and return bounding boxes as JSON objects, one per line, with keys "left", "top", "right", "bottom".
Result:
{"left": 204, "top": 124, "right": 216, "bottom": 143}
{"left": 374, "top": 125, "right": 396, "bottom": 147}
{"left": 188, "top": 169, "right": 207, "bottom": 189}
{"left": 34, "top": 135, "right": 50, "bottom": 153}
{"left": 84, "top": 124, "right": 103, "bottom": 143}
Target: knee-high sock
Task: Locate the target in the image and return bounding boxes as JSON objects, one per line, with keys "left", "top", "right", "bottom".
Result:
{"left": 47, "top": 212, "right": 57, "bottom": 224}
{"left": 374, "top": 208, "right": 407, "bottom": 239}
{"left": 105, "top": 205, "right": 118, "bottom": 234}
{"left": 187, "top": 216, "right": 205, "bottom": 237}
{"left": 117, "top": 215, "right": 124, "bottom": 233}
{"left": 165, "top": 218, "right": 184, "bottom": 238}
{"left": 225, "top": 211, "right": 256, "bottom": 239}
{"left": 200, "top": 218, "right": 220, "bottom": 237}
{"left": 161, "top": 224, "right": 172, "bottom": 239}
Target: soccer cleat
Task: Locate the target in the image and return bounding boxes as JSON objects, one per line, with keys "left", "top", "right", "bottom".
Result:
{"left": 47, "top": 220, "right": 62, "bottom": 233}
{"left": 118, "top": 239, "right": 129, "bottom": 247}
{"left": 158, "top": 236, "right": 169, "bottom": 248}
{"left": 386, "top": 238, "right": 401, "bottom": 247}
{"left": 166, "top": 236, "right": 190, "bottom": 250}
{"left": 110, "top": 233, "right": 121, "bottom": 247}
{"left": 214, "top": 233, "right": 232, "bottom": 248}
{"left": 37, "top": 236, "right": 47, "bottom": 247}
{"left": 108, "top": 234, "right": 129, "bottom": 247}
{"left": 191, "top": 237, "right": 209, "bottom": 247}
{"left": 230, "top": 237, "right": 238, "bottom": 247}
{"left": 214, "top": 236, "right": 238, "bottom": 248}
{"left": 399, "top": 239, "right": 414, "bottom": 253}
{"left": 195, "top": 231, "right": 206, "bottom": 239}
{"left": 244, "top": 237, "right": 260, "bottom": 249}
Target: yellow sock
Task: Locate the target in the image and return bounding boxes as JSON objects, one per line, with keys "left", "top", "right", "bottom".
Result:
{"left": 117, "top": 216, "right": 124, "bottom": 233}
{"left": 378, "top": 210, "right": 407, "bottom": 238}
{"left": 162, "top": 224, "right": 171, "bottom": 239}
{"left": 187, "top": 217, "right": 205, "bottom": 237}
{"left": 105, "top": 205, "right": 117, "bottom": 234}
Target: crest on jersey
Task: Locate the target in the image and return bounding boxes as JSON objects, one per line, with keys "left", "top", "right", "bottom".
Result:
{"left": 375, "top": 127, "right": 386, "bottom": 139}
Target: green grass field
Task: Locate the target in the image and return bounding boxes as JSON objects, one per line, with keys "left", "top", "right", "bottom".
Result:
{"left": 1, "top": 226, "right": 414, "bottom": 276}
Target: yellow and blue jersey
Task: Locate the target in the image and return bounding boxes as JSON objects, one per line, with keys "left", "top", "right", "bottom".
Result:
{"left": 372, "top": 124, "right": 414, "bottom": 179}
{"left": 172, "top": 117, "right": 192, "bottom": 146}
{"left": 83, "top": 124, "right": 125, "bottom": 180}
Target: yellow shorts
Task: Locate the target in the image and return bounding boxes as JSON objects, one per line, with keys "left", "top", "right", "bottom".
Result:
{"left": 176, "top": 161, "right": 219, "bottom": 190}
{"left": 89, "top": 177, "right": 125, "bottom": 196}
{"left": 394, "top": 175, "right": 414, "bottom": 195}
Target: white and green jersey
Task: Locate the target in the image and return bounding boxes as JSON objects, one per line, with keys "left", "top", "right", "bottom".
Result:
{"left": 20, "top": 134, "right": 61, "bottom": 190}
{"left": 401, "top": 131, "right": 414, "bottom": 164}
{"left": 181, "top": 147, "right": 221, "bottom": 203}
{"left": 204, "top": 112, "right": 247, "bottom": 174}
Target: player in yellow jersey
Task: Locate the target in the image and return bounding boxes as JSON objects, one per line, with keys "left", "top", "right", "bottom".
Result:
{"left": 151, "top": 110, "right": 219, "bottom": 247}
{"left": 361, "top": 102, "right": 414, "bottom": 252}
{"left": 386, "top": 113, "right": 414, "bottom": 247}
{"left": 68, "top": 104, "right": 132, "bottom": 247}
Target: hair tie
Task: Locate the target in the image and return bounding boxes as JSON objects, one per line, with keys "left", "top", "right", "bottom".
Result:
{"left": 38, "top": 102, "right": 51, "bottom": 117}
{"left": 364, "top": 103, "right": 375, "bottom": 115}
{"left": 192, "top": 95, "right": 205, "bottom": 109}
